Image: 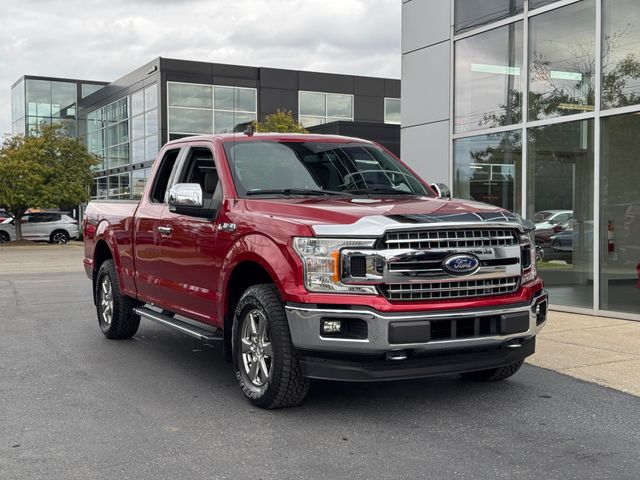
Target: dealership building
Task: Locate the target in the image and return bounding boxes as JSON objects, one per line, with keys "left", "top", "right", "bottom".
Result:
{"left": 11, "top": 59, "right": 400, "bottom": 200}
{"left": 401, "top": 0, "right": 640, "bottom": 319}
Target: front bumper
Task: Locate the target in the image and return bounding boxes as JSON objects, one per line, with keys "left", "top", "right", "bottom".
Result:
{"left": 285, "top": 289, "right": 548, "bottom": 381}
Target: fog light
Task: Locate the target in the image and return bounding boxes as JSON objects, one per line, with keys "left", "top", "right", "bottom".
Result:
{"left": 322, "top": 320, "right": 344, "bottom": 334}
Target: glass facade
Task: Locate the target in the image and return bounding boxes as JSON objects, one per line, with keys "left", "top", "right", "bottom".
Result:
{"left": 454, "top": 130, "right": 521, "bottom": 213}
{"left": 86, "top": 83, "right": 159, "bottom": 198}
{"left": 454, "top": 0, "right": 524, "bottom": 33}
{"left": 455, "top": 22, "right": 523, "bottom": 132}
{"left": 167, "top": 82, "right": 257, "bottom": 138}
{"left": 13, "top": 79, "right": 79, "bottom": 136}
{"left": 384, "top": 98, "right": 401, "bottom": 124}
{"left": 452, "top": 0, "right": 640, "bottom": 317}
{"left": 528, "top": 0, "right": 596, "bottom": 120}
{"left": 600, "top": 113, "right": 640, "bottom": 314}
{"left": 602, "top": 0, "right": 640, "bottom": 109}
{"left": 299, "top": 91, "right": 354, "bottom": 127}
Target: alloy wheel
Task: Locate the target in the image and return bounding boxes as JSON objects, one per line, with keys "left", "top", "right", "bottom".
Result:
{"left": 240, "top": 309, "right": 273, "bottom": 387}
{"left": 100, "top": 276, "right": 114, "bottom": 326}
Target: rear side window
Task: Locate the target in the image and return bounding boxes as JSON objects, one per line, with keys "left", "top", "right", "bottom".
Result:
{"left": 150, "top": 149, "right": 181, "bottom": 203}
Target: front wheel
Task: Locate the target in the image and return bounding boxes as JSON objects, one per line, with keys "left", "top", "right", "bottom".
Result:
{"left": 0, "top": 231, "right": 9, "bottom": 244}
{"left": 460, "top": 360, "right": 524, "bottom": 382}
{"left": 232, "top": 284, "right": 310, "bottom": 409}
{"left": 95, "top": 260, "right": 141, "bottom": 339}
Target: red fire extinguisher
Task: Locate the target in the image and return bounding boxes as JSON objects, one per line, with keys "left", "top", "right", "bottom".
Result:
{"left": 608, "top": 220, "right": 615, "bottom": 253}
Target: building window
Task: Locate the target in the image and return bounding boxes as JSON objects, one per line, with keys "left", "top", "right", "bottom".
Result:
{"left": 23, "top": 79, "right": 77, "bottom": 136}
{"left": 453, "top": 130, "right": 521, "bottom": 213}
{"left": 528, "top": 0, "right": 596, "bottom": 121}
{"left": 86, "top": 96, "right": 129, "bottom": 171}
{"left": 81, "top": 83, "right": 104, "bottom": 99}
{"left": 527, "top": 120, "right": 594, "bottom": 309}
{"left": 454, "top": 0, "right": 523, "bottom": 34}
{"left": 455, "top": 22, "right": 523, "bottom": 133}
{"left": 600, "top": 113, "right": 640, "bottom": 314}
{"left": 167, "top": 82, "right": 257, "bottom": 139}
{"left": 131, "top": 168, "right": 152, "bottom": 199}
{"left": 529, "top": 0, "right": 560, "bottom": 10}
{"left": 602, "top": 0, "right": 640, "bottom": 109}
{"left": 299, "top": 91, "right": 353, "bottom": 128}
{"left": 384, "top": 98, "right": 401, "bottom": 124}
{"left": 130, "top": 84, "right": 159, "bottom": 163}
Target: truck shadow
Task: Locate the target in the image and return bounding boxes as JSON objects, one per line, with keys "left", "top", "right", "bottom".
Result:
{"left": 130, "top": 322, "right": 540, "bottom": 415}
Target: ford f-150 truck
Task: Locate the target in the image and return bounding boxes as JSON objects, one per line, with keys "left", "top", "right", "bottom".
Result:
{"left": 83, "top": 133, "right": 548, "bottom": 408}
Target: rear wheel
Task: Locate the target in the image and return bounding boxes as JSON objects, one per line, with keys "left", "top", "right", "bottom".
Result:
{"left": 232, "top": 284, "right": 310, "bottom": 408}
{"left": 95, "top": 260, "right": 141, "bottom": 339}
{"left": 0, "top": 231, "right": 9, "bottom": 244}
{"left": 460, "top": 360, "right": 524, "bottom": 382}
{"left": 50, "top": 230, "right": 69, "bottom": 244}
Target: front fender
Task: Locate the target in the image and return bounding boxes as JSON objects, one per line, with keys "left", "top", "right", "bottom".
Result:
{"left": 220, "top": 233, "right": 300, "bottom": 316}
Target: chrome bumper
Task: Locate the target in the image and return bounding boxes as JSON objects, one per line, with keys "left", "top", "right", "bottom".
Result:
{"left": 285, "top": 290, "right": 548, "bottom": 355}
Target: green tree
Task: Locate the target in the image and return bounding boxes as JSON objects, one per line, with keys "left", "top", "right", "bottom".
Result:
{"left": 0, "top": 124, "right": 100, "bottom": 241}
{"left": 254, "top": 109, "right": 308, "bottom": 133}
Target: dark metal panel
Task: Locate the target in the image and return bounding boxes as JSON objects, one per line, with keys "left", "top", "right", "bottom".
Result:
{"left": 354, "top": 95, "right": 384, "bottom": 122}
{"left": 259, "top": 87, "right": 299, "bottom": 119}
{"left": 384, "top": 79, "right": 401, "bottom": 98}
{"left": 212, "top": 63, "right": 260, "bottom": 80}
{"left": 354, "top": 76, "right": 385, "bottom": 97}
{"left": 299, "top": 71, "right": 355, "bottom": 94}
{"left": 259, "top": 68, "right": 299, "bottom": 90}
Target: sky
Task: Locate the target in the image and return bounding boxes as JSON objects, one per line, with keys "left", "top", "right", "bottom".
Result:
{"left": 0, "top": 0, "right": 401, "bottom": 136}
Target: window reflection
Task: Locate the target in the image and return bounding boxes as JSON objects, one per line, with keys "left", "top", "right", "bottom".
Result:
{"left": 602, "top": 0, "right": 640, "bottom": 109}
{"left": 528, "top": 0, "right": 596, "bottom": 120}
{"left": 455, "top": 22, "right": 523, "bottom": 132}
{"left": 454, "top": 130, "right": 521, "bottom": 212}
{"left": 601, "top": 113, "right": 640, "bottom": 314}
{"left": 527, "top": 120, "right": 594, "bottom": 309}
{"left": 454, "top": 0, "right": 523, "bottom": 34}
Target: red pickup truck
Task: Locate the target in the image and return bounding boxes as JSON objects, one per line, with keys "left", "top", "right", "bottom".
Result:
{"left": 83, "top": 133, "right": 547, "bottom": 408}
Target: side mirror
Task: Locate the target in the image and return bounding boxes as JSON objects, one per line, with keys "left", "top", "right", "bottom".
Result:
{"left": 431, "top": 183, "right": 452, "bottom": 199}
{"left": 168, "top": 183, "right": 215, "bottom": 219}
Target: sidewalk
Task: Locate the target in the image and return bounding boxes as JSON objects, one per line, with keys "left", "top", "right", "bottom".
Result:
{"left": 527, "top": 310, "right": 640, "bottom": 397}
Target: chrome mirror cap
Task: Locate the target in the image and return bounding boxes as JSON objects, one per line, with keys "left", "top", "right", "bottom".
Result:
{"left": 168, "top": 183, "right": 203, "bottom": 208}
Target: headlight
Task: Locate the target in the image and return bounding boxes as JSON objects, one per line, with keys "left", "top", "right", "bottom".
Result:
{"left": 521, "top": 230, "right": 538, "bottom": 284}
{"left": 293, "top": 237, "right": 378, "bottom": 294}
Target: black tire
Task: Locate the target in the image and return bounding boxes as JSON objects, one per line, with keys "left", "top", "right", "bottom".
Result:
{"left": 50, "top": 230, "right": 69, "bottom": 244}
{"left": 460, "top": 360, "right": 524, "bottom": 382}
{"left": 95, "top": 260, "right": 141, "bottom": 339}
{"left": 232, "top": 284, "right": 310, "bottom": 409}
{"left": 0, "top": 231, "right": 9, "bottom": 244}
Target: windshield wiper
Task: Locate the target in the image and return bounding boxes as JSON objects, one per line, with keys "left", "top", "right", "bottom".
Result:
{"left": 246, "top": 188, "right": 349, "bottom": 196}
{"left": 344, "top": 187, "right": 419, "bottom": 195}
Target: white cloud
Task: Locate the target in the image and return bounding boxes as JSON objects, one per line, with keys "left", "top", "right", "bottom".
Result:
{"left": 0, "top": 0, "right": 401, "bottom": 136}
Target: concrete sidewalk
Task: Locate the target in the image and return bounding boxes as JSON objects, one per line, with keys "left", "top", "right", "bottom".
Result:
{"left": 528, "top": 310, "right": 640, "bottom": 396}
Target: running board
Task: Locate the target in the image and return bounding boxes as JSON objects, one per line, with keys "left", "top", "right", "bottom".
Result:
{"left": 134, "top": 307, "right": 222, "bottom": 341}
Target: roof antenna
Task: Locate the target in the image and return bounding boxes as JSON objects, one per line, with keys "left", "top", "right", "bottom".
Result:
{"left": 243, "top": 123, "right": 255, "bottom": 136}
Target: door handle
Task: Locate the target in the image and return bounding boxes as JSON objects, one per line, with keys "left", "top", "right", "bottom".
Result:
{"left": 158, "top": 226, "right": 172, "bottom": 235}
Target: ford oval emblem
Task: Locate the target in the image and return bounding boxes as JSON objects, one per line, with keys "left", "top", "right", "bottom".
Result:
{"left": 442, "top": 254, "right": 480, "bottom": 276}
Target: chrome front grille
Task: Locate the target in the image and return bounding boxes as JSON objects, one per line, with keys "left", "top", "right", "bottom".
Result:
{"left": 384, "top": 229, "right": 519, "bottom": 250}
{"left": 381, "top": 276, "right": 520, "bottom": 301}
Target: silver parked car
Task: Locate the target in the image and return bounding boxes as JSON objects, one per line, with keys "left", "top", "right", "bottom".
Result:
{"left": 0, "top": 212, "right": 80, "bottom": 244}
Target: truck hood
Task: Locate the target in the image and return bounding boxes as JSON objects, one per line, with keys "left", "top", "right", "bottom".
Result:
{"left": 245, "top": 196, "right": 532, "bottom": 236}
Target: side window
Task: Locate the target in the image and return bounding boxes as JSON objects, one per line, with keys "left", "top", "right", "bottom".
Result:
{"left": 150, "top": 148, "right": 182, "bottom": 203}
{"left": 178, "top": 147, "right": 220, "bottom": 201}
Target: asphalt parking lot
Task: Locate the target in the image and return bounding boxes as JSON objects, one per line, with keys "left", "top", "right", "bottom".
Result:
{"left": 1, "top": 247, "right": 639, "bottom": 479}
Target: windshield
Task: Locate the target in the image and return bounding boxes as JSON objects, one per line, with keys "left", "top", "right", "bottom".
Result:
{"left": 223, "top": 140, "right": 432, "bottom": 197}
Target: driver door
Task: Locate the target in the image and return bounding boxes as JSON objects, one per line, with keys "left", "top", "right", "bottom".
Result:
{"left": 157, "top": 144, "right": 224, "bottom": 327}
